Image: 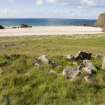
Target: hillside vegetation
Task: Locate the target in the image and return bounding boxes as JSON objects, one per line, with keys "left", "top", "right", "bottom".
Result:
{"left": 0, "top": 36, "right": 105, "bottom": 105}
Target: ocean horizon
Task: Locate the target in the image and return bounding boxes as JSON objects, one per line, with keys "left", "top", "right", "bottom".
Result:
{"left": 0, "top": 18, "right": 96, "bottom": 27}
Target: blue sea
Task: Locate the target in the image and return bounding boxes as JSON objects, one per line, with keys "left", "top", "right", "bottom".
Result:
{"left": 0, "top": 18, "right": 96, "bottom": 26}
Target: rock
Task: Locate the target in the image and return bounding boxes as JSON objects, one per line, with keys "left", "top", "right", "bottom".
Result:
{"left": 102, "top": 56, "right": 105, "bottom": 70}
{"left": 66, "top": 54, "right": 71, "bottom": 60}
{"left": 82, "top": 60, "right": 96, "bottom": 82}
{"left": 32, "top": 57, "right": 41, "bottom": 67}
{"left": 83, "top": 60, "right": 96, "bottom": 75}
{"left": 74, "top": 51, "right": 92, "bottom": 61}
{"left": 65, "top": 55, "right": 75, "bottom": 62}
{"left": 65, "top": 51, "right": 92, "bottom": 61}
{"left": 20, "top": 24, "right": 32, "bottom": 28}
{"left": 49, "top": 60, "right": 59, "bottom": 68}
{"left": 83, "top": 67, "right": 92, "bottom": 75}
{"left": 62, "top": 64, "right": 84, "bottom": 81}
{"left": 96, "top": 13, "right": 105, "bottom": 28}
{"left": 0, "top": 25, "right": 5, "bottom": 29}
{"left": 38, "top": 55, "right": 49, "bottom": 65}
{"left": 33, "top": 55, "right": 49, "bottom": 66}
{"left": 33, "top": 55, "right": 59, "bottom": 67}
{"left": 65, "top": 54, "right": 74, "bottom": 60}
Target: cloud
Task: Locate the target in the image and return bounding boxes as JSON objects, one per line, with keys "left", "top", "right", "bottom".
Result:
{"left": 35, "top": 0, "right": 63, "bottom": 6}
{"left": 0, "top": 8, "right": 8, "bottom": 14}
{"left": 46, "top": 0, "right": 58, "bottom": 3}
{"left": 8, "top": 0, "right": 15, "bottom": 3}
{"left": 35, "top": 0, "right": 99, "bottom": 7}
{"left": 0, "top": 0, "right": 105, "bottom": 18}
{"left": 36, "top": 0, "right": 44, "bottom": 5}
{"left": 81, "top": 0, "right": 96, "bottom": 6}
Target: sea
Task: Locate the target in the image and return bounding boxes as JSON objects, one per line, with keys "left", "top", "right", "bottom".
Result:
{"left": 0, "top": 18, "right": 96, "bottom": 27}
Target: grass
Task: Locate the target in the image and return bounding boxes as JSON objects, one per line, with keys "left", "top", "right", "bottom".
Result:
{"left": 0, "top": 35, "right": 105, "bottom": 105}
{"left": 0, "top": 35, "right": 105, "bottom": 56}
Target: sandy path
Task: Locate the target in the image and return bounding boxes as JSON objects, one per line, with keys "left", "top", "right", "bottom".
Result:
{"left": 0, "top": 26, "right": 103, "bottom": 37}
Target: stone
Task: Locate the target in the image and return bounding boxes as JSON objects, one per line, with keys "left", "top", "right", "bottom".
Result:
{"left": 96, "top": 13, "right": 105, "bottom": 28}
{"left": 83, "top": 60, "right": 96, "bottom": 75}
{"left": 49, "top": 60, "right": 58, "bottom": 68}
{"left": 65, "top": 54, "right": 74, "bottom": 60}
{"left": 62, "top": 64, "right": 84, "bottom": 81}
{"left": 20, "top": 24, "right": 32, "bottom": 28}
{"left": 33, "top": 55, "right": 49, "bottom": 67}
{"left": 102, "top": 56, "right": 105, "bottom": 70}
{"left": 38, "top": 55, "right": 49, "bottom": 65}
{"left": 82, "top": 60, "right": 96, "bottom": 82}
{"left": 74, "top": 51, "right": 92, "bottom": 61}
{"left": 0, "top": 25, "right": 5, "bottom": 29}
{"left": 65, "top": 51, "right": 92, "bottom": 61}
{"left": 32, "top": 58, "right": 40, "bottom": 67}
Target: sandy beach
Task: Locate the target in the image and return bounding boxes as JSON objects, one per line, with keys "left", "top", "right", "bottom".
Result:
{"left": 0, "top": 26, "right": 103, "bottom": 37}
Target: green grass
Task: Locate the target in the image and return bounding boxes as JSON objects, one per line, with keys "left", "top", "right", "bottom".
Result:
{"left": 0, "top": 35, "right": 105, "bottom": 105}
{"left": 0, "top": 35, "right": 105, "bottom": 56}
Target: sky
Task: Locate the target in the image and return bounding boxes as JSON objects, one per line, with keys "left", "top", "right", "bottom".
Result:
{"left": 0, "top": 0, "right": 105, "bottom": 19}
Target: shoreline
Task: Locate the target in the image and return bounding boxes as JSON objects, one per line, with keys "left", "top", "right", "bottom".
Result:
{"left": 0, "top": 26, "right": 103, "bottom": 37}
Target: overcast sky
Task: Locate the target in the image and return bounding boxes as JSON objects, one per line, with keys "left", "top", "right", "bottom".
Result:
{"left": 0, "top": 0, "right": 105, "bottom": 19}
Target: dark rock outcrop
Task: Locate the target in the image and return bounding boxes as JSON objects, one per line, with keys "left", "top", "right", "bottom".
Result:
{"left": 20, "top": 24, "right": 32, "bottom": 28}
{"left": 74, "top": 51, "right": 92, "bottom": 60}
{"left": 0, "top": 25, "right": 5, "bottom": 29}
{"left": 68, "top": 51, "right": 92, "bottom": 61}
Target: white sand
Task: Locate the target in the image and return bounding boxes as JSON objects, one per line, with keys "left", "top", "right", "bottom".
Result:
{"left": 0, "top": 26, "right": 103, "bottom": 37}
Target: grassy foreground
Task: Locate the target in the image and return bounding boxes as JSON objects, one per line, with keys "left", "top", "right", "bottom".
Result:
{"left": 0, "top": 35, "right": 105, "bottom": 105}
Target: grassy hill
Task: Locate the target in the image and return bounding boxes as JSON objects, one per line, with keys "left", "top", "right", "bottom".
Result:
{"left": 0, "top": 35, "right": 105, "bottom": 105}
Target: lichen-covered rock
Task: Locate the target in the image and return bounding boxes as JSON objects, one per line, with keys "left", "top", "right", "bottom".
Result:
{"left": 33, "top": 55, "right": 49, "bottom": 67}
{"left": 38, "top": 55, "right": 49, "bottom": 65}
{"left": 62, "top": 64, "right": 84, "bottom": 81}
{"left": 62, "top": 67, "right": 80, "bottom": 80}
{"left": 83, "top": 60, "right": 96, "bottom": 75}
{"left": 65, "top": 54, "right": 74, "bottom": 60}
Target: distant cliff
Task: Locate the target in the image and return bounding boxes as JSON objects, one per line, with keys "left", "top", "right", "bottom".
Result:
{"left": 96, "top": 13, "right": 105, "bottom": 28}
